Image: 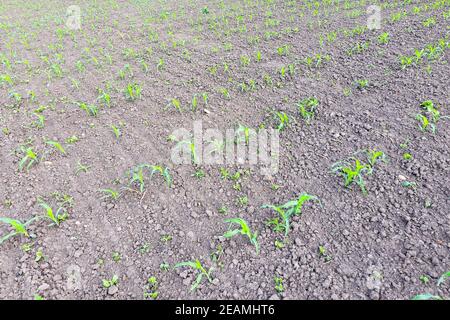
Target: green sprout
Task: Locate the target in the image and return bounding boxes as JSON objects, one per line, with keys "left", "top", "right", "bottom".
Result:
{"left": 45, "top": 140, "right": 66, "bottom": 155}
{"left": 111, "top": 125, "right": 121, "bottom": 139}
{"left": 125, "top": 83, "right": 142, "bottom": 101}
{"left": 99, "top": 189, "right": 120, "bottom": 201}
{"left": 223, "top": 218, "right": 259, "bottom": 254}
{"left": 412, "top": 293, "right": 443, "bottom": 300}
{"left": 262, "top": 193, "right": 320, "bottom": 237}
{"left": 297, "top": 97, "right": 319, "bottom": 123}
{"left": 78, "top": 102, "right": 98, "bottom": 117}
{"left": 102, "top": 275, "right": 119, "bottom": 288}
{"left": 174, "top": 259, "right": 213, "bottom": 291}
{"left": 144, "top": 276, "right": 159, "bottom": 299}
{"left": 438, "top": 271, "right": 450, "bottom": 286}
{"left": 128, "top": 164, "right": 172, "bottom": 192}
{"left": 38, "top": 199, "right": 68, "bottom": 226}
{"left": 332, "top": 157, "right": 371, "bottom": 194}
{"left": 18, "top": 147, "right": 38, "bottom": 171}
{"left": 0, "top": 217, "right": 37, "bottom": 244}
{"left": 274, "top": 277, "right": 284, "bottom": 293}
{"left": 274, "top": 111, "right": 290, "bottom": 131}
{"left": 166, "top": 98, "right": 182, "bottom": 112}
{"left": 365, "top": 149, "right": 387, "bottom": 168}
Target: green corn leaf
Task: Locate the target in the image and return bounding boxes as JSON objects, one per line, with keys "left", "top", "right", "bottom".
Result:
{"left": 437, "top": 271, "right": 450, "bottom": 286}
{"left": 174, "top": 261, "right": 198, "bottom": 270}
{"left": 0, "top": 217, "right": 29, "bottom": 237}
{"left": 39, "top": 202, "right": 58, "bottom": 225}
{"left": 46, "top": 140, "right": 66, "bottom": 154}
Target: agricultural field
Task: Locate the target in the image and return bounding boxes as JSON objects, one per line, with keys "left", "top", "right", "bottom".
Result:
{"left": 0, "top": 0, "right": 449, "bottom": 301}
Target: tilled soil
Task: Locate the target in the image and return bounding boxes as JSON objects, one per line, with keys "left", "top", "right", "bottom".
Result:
{"left": 0, "top": 0, "right": 449, "bottom": 300}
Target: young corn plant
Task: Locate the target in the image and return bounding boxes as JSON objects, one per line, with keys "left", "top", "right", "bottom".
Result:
{"left": 165, "top": 98, "right": 182, "bottom": 112}
{"left": 274, "top": 111, "right": 290, "bottom": 131}
{"left": 102, "top": 275, "right": 119, "bottom": 288}
{"left": 332, "top": 157, "right": 371, "bottom": 194}
{"left": 143, "top": 276, "right": 159, "bottom": 299}
{"left": 78, "top": 102, "right": 99, "bottom": 117}
{"left": 149, "top": 165, "right": 172, "bottom": 187}
{"left": 18, "top": 147, "right": 38, "bottom": 171}
{"left": 297, "top": 97, "right": 319, "bottom": 124}
{"left": 125, "top": 83, "right": 142, "bottom": 101}
{"left": 262, "top": 193, "right": 320, "bottom": 237}
{"left": 109, "top": 124, "right": 121, "bottom": 139}
{"left": 0, "top": 217, "right": 38, "bottom": 244}
{"left": 415, "top": 101, "right": 447, "bottom": 134}
{"left": 45, "top": 140, "right": 66, "bottom": 155}
{"left": 174, "top": 138, "right": 198, "bottom": 164}
{"left": 174, "top": 259, "right": 213, "bottom": 291}
{"left": 364, "top": 149, "right": 387, "bottom": 170}
{"left": 38, "top": 199, "right": 68, "bottom": 226}
{"left": 235, "top": 124, "right": 254, "bottom": 145}
{"left": 223, "top": 218, "right": 259, "bottom": 254}
{"left": 128, "top": 164, "right": 172, "bottom": 193}
{"left": 415, "top": 114, "right": 435, "bottom": 133}
{"left": 99, "top": 189, "right": 120, "bottom": 201}
{"left": 98, "top": 89, "right": 111, "bottom": 108}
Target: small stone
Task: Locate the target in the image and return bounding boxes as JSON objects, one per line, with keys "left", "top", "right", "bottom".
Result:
{"left": 108, "top": 286, "right": 118, "bottom": 295}
{"left": 38, "top": 283, "right": 50, "bottom": 291}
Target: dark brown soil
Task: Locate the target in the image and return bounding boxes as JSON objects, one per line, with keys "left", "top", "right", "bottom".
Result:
{"left": 0, "top": 0, "right": 449, "bottom": 300}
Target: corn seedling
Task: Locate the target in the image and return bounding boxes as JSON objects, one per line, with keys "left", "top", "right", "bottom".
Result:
{"left": 32, "top": 113, "right": 45, "bottom": 129}
{"left": 438, "top": 271, "right": 450, "bottom": 286}
{"left": 355, "top": 79, "right": 369, "bottom": 90}
{"left": 412, "top": 293, "right": 443, "bottom": 300}
{"left": 274, "top": 111, "right": 290, "bottom": 131}
{"left": 274, "top": 277, "right": 284, "bottom": 293}
{"left": 400, "top": 55, "right": 414, "bottom": 69}
{"left": 111, "top": 125, "right": 121, "bottom": 139}
{"left": 420, "top": 100, "right": 443, "bottom": 123}
{"left": 223, "top": 218, "right": 259, "bottom": 254}
{"left": 378, "top": 32, "right": 390, "bottom": 44}
{"left": 262, "top": 193, "right": 320, "bottom": 237}
{"left": 75, "top": 161, "right": 90, "bottom": 175}
{"left": 174, "top": 139, "right": 198, "bottom": 164}
{"left": 35, "top": 248, "right": 44, "bottom": 262}
{"left": 99, "top": 189, "right": 120, "bottom": 201}
{"left": 18, "top": 147, "right": 38, "bottom": 171}
{"left": 38, "top": 199, "right": 67, "bottom": 226}
{"left": 174, "top": 259, "right": 213, "bottom": 291}
{"left": 128, "top": 164, "right": 172, "bottom": 192}
{"left": 149, "top": 165, "right": 172, "bottom": 187}
{"left": 332, "top": 157, "right": 371, "bottom": 194}
{"left": 143, "top": 276, "right": 159, "bottom": 299}
{"left": 235, "top": 124, "right": 253, "bottom": 145}
{"left": 98, "top": 89, "right": 111, "bottom": 108}
{"left": 0, "top": 217, "right": 37, "bottom": 244}
{"left": 78, "top": 102, "right": 98, "bottom": 117}
{"left": 191, "top": 94, "right": 198, "bottom": 111}
{"left": 415, "top": 114, "right": 435, "bottom": 133}
{"left": 112, "top": 251, "right": 121, "bottom": 262}
{"left": 219, "top": 87, "right": 231, "bottom": 100}
{"left": 45, "top": 140, "right": 66, "bottom": 155}
{"left": 297, "top": 97, "right": 319, "bottom": 123}
{"left": 125, "top": 83, "right": 142, "bottom": 101}
{"left": 365, "top": 149, "right": 387, "bottom": 169}
{"left": 102, "top": 275, "right": 119, "bottom": 288}
{"left": 166, "top": 98, "right": 182, "bottom": 112}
